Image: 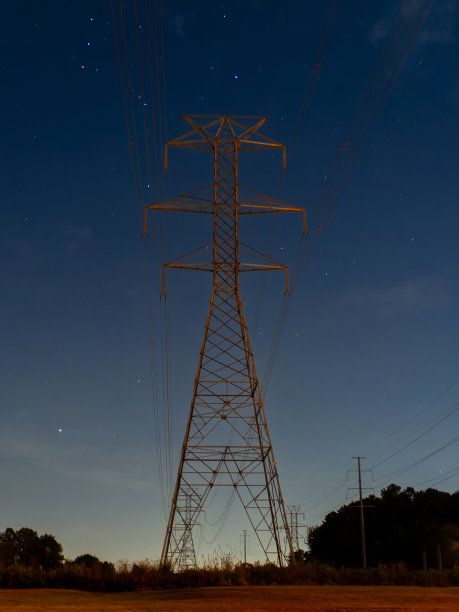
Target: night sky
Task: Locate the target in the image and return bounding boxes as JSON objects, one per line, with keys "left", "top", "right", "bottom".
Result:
{"left": 2, "top": 1, "right": 459, "bottom": 564}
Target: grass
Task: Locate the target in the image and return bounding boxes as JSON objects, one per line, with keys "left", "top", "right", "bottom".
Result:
{"left": 1, "top": 585, "right": 459, "bottom": 611}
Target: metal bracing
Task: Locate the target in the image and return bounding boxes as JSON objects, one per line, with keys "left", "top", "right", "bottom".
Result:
{"left": 145, "top": 116, "right": 305, "bottom": 569}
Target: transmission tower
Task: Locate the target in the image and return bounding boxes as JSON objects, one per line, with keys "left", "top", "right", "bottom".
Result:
{"left": 287, "top": 505, "right": 306, "bottom": 551}
{"left": 178, "top": 488, "right": 197, "bottom": 569}
{"left": 241, "top": 529, "right": 249, "bottom": 564}
{"left": 144, "top": 115, "right": 306, "bottom": 569}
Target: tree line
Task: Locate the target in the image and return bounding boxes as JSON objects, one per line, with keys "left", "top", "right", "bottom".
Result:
{"left": 1, "top": 484, "right": 458, "bottom": 581}
{"left": 306, "top": 484, "right": 459, "bottom": 569}
{"left": 0, "top": 527, "right": 110, "bottom": 571}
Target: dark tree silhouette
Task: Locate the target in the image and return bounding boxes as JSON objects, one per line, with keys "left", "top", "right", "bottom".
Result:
{"left": 39, "top": 533, "right": 64, "bottom": 569}
{"left": 0, "top": 528, "right": 17, "bottom": 566}
{"left": 73, "top": 553, "right": 102, "bottom": 567}
{"left": 0, "top": 527, "right": 63, "bottom": 569}
{"left": 308, "top": 485, "right": 459, "bottom": 568}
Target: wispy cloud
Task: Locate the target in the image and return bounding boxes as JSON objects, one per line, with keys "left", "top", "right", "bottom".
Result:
{"left": 369, "top": 19, "right": 391, "bottom": 46}
{"left": 0, "top": 426, "right": 153, "bottom": 493}
{"left": 369, "top": 2, "right": 457, "bottom": 48}
{"left": 174, "top": 14, "right": 185, "bottom": 37}
{"left": 0, "top": 239, "right": 31, "bottom": 254}
{"left": 60, "top": 227, "right": 93, "bottom": 253}
{"left": 418, "top": 1, "right": 457, "bottom": 46}
{"left": 347, "top": 277, "right": 454, "bottom": 319}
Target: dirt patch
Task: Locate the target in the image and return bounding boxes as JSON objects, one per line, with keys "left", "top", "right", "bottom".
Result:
{"left": 1, "top": 585, "right": 459, "bottom": 611}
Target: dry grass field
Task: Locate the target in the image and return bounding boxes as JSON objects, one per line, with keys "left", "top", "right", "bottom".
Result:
{"left": 1, "top": 586, "right": 459, "bottom": 611}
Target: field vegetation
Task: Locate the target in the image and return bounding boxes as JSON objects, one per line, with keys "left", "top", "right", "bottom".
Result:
{"left": 2, "top": 485, "right": 459, "bottom": 593}
{"left": 2, "top": 558, "right": 459, "bottom": 592}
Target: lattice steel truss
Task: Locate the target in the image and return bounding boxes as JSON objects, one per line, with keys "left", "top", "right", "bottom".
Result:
{"left": 144, "top": 116, "right": 306, "bottom": 569}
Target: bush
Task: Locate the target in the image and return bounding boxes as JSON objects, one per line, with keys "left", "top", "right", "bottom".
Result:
{"left": 1, "top": 558, "right": 459, "bottom": 591}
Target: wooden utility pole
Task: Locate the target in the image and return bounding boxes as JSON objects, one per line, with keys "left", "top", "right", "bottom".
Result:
{"left": 357, "top": 457, "right": 367, "bottom": 570}
{"left": 347, "top": 456, "right": 373, "bottom": 570}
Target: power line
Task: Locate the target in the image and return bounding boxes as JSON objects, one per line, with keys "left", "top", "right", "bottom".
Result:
{"left": 287, "top": 0, "right": 342, "bottom": 167}
{"left": 252, "top": 0, "right": 340, "bottom": 342}
{"left": 110, "top": 0, "right": 172, "bottom": 517}
{"left": 261, "top": 0, "right": 435, "bottom": 398}
{"left": 362, "top": 373, "right": 459, "bottom": 459}
{"left": 370, "top": 400, "right": 459, "bottom": 470}
{"left": 412, "top": 466, "right": 459, "bottom": 489}
{"left": 374, "top": 432, "right": 459, "bottom": 487}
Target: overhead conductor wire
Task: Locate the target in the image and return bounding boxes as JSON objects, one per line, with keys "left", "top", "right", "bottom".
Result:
{"left": 264, "top": 0, "right": 435, "bottom": 525}
{"left": 251, "top": 0, "right": 341, "bottom": 340}
{"left": 135, "top": 0, "right": 173, "bottom": 504}
{"left": 261, "top": 0, "right": 434, "bottom": 398}
{"left": 362, "top": 373, "right": 459, "bottom": 459}
{"left": 263, "top": 0, "right": 417, "bottom": 394}
{"left": 111, "top": 0, "right": 171, "bottom": 517}
{"left": 303, "top": 375, "right": 459, "bottom": 525}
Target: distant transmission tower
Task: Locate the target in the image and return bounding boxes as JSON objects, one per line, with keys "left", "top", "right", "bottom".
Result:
{"left": 241, "top": 529, "right": 250, "bottom": 564}
{"left": 287, "top": 505, "right": 306, "bottom": 551}
{"left": 179, "top": 488, "right": 197, "bottom": 570}
{"left": 145, "top": 115, "right": 305, "bottom": 569}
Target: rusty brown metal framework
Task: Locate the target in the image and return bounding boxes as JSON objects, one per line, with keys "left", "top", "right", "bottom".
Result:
{"left": 144, "top": 115, "right": 305, "bottom": 569}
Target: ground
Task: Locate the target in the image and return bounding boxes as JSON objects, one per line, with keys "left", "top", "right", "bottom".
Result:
{"left": 1, "top": 586, "right": 459, "bottom": 611}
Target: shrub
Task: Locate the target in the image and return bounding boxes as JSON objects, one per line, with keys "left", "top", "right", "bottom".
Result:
{"left": 2, "top": 558, "right": 459, "bottom": 591}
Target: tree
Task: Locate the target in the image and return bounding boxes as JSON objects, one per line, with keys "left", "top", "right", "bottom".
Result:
{"left": 0, "top": 527, "right": 63, "bottom": 568}
{"left": 14, "top": 528, "right": 42, "bottom": 566}
{"left": 72, "top": 553, "right": 115, "bottom": 574}
{"left": 73, "top": 553, "right": 101, "bottom": 568}
{"left": 0, "top": 527, "right": 17, "bottom": 566}
{"left": 39, "top": 533, "right": 64, "bottom": 569}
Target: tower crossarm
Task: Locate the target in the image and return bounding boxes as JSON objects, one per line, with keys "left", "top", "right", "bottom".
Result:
{"left": 160, "top": 241, "right": 290, "bottom": 294}
{"left": 164, "top": 115, "right": 287, "bottom": 170}
{"left": 144, "top": 184, "right": 306, "bottom": 236}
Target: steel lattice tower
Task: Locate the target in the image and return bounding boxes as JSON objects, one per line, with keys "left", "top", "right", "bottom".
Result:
{"left": 287, "top": 505, "right": 305, "bottom": 551}
{"left": 144, "top": 116, "right": 305, "bottom": 569}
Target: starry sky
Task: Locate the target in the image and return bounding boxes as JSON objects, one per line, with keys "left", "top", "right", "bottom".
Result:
{"left": 2, "top": 1, "right": 459, "bottom": 564}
